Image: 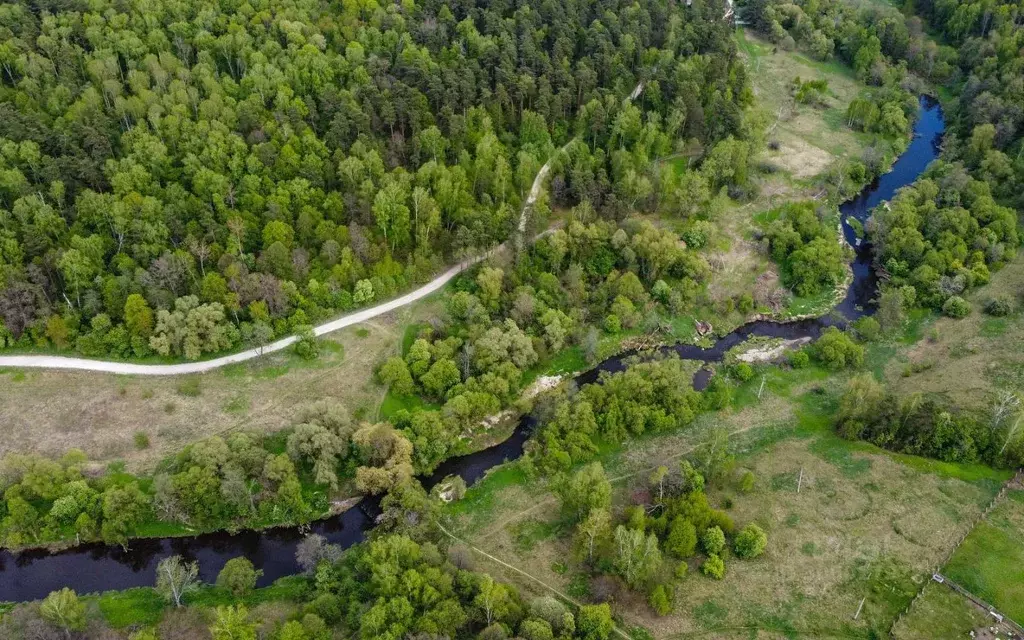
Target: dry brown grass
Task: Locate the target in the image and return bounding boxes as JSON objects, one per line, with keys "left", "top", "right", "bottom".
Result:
{"left": 457, "top": 413, "right": 1000, "bottom": 638}
{"left": 770, "top": 137, "right": 836, "bottom": 179}
{"left": 633, "top": 439, "right": 991, "bottom": 637}
{"left": 0, "top": 299, "right": 443, "bottom": 471}
{"left": 697, "top": 29, "right": 876, "bottom": 309}
{"left": 885, "top": 256, "right": 1024, "bottom": 412}
{"left": 738, "top": 29, "right": 870, "bottom": 178}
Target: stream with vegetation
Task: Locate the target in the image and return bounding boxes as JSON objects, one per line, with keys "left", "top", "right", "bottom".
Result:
{"left": 0, "top": 97, "right": 944, "bottom": 604}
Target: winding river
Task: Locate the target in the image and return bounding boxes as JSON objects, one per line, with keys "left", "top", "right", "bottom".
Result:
{"left": 0, "top": 97, "right": 944, "bottom": 603}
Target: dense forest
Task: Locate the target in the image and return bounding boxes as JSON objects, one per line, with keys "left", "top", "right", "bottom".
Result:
{"left": 0, "top": 0, "right": 749, "bottom": 359}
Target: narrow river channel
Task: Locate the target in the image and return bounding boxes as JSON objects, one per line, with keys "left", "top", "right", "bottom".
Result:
{"left": 0, "top": 97, "right": 944, "bottom": 603}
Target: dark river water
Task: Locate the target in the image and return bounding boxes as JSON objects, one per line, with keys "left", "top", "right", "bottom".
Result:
{"left": 0, "top": 97, "right": 944, "bottom": 603}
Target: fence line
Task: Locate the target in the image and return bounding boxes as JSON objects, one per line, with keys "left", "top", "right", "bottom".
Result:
{"left": 888, "top": 470, "right": 1022, "bottom": 637}
{"left": 932, "top": 572, "right": 1024, "bottom": 637}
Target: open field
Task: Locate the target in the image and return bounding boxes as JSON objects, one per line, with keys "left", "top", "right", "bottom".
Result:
{"left": 881, "top": 256, "right": 1024, "bottom": 411}
{"left": 943, "top": 489, "right": 1024, "bottom": 624}
{"left": 445, "top": 368, "right": 1010, "bottom": 638}
{"left": 671, "top": 28, "right": 885, "bottom": 321}
{"left": 892, "top": 581, "right": 1002, "bottom": 640}
{"left": 894, "top": 489, "right": 1024, "bottom": 639}
{"left": 0, "top": 296, "right": 444, "bottom": 472}
{"left": 736, "top": 29, "right": 875, "bottom": 179}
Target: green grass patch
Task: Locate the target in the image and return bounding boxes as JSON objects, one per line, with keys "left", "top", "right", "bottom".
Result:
{"left": 523, "top": 346, "right": 589, "bottom": 386}
{"left": 693, "top": 599, "right": 730, "bottom": 628}
{"left": 785, "top": 287, "right": 840, "bottom": 317}
{"left": 808, "top": 434, "right": 873, "bottom": 477}
{"left": 446, "top": 463, "right": 532, "bottom": 532}
{"left": 94, "top": 588, "right": 165, "bottom": 628}
{"left": 401, "top": 322, "right": 428, "bottom": 356}
{"left": 378, "top": 390, "right": 440, "bottom": 420}
{"left": 980, "top": 317, "right": 1009, "bottom": 337}
{"left": 944, "top": 490, "right": 1024, "bottom": 622}
{"left": 510, "top": 518, "right": 561, "bottom": 551}
{"left": 187, "top": 575, "right": 309, "bottom": 609}
{"left": 224, "top": 395, "right": 250, "bottom": 413}
{"left": 91, "top": 575, "right": 310, "bottom": 629}
{"left": 253, "top": 364, "right": 290, "bottom": 379}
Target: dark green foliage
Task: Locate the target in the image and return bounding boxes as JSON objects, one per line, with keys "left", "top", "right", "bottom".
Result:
{"left": 984, "top": 295, "right": 1014, "bottom": 317}
{"left": 762, "top": 202, "right": 847, "bottom": 296}
{"left": 835, "top": 376, "right": 1024, "bottom": 467}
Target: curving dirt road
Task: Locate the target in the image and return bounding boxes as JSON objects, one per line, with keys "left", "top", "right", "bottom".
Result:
{"left": 0, "top": 76, "right": 647, "bottom": 376}
{"left": 0, "top": 257, "right": 486, "bottom": 375}
{"left": 2, "top": 0, "right": 788, "bottom": 382}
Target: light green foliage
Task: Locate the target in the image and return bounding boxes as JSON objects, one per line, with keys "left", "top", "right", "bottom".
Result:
{"left": 277, "top": 621, "right": 309, "bottom": 640}
{"left": 557, "top": 463, "right": 612, "bottom": 523}
{"left": 852, "top": 316, "right": 880, "bottom": 341}
{"left": 702, "top": 553, "right": 726, "bottom": 579}
{"left": 731, "top": 362, "right": 754, "bottom": 381}
{"left": 577, "top": 604, "right": 614, "bottom": 640}
{"left": 216, "top": 557, "right": 263, "bottom": 596}
{"left": 352, "top": 423, "right": 414, "bottom": 495}
{"left": 701, "top": 526, "right": 726, "bottom": 555}
{"left": 40, "top": 588, "right": 87, "bottom": 635}
{"left": 734, "top": 523, "right": 769, "bottom": 559}
{"left": 575, "top": 507, "right": 613, "bottom": 562}
{"left": 739, "top": 470, "right": 756, "bottom": 493}
{"left": 100, "top": 482, "right": 151, "bottom": 546}
{"left": 379, "top": 357, "right": 415, "bottom": 396}
{"left": 613, "top": 525, "right": 663, "bottom": 588}
{"left": 210, "top": 605, "right": 257, "bottom": 640}
{"left": 791, "top": 76, "right": 829, "bottom": 105}
{"left": 420, "top": 358, "right": 461, "bottom": 398}
{"left": 149, "top": 296, "right": 238, "bottom": 360}
{"left": 695, "top": 428, "right": 735, "bottom": 487}
{"left": 155, "top": 555, "right": 200, "bottom": 607}
{"left": 665, "top": 517, "right": 699, "bottom": 558}
{"left": 293, "top": 325, "right": 320, "bottom": 360}
{"left": 520, "top": 618, "right": 555, "bottom": 640}
{"left": 942, "top": 296, "right": 971, "bottom": 318}
{"left": 648, "top": 584, "right": 673, "bottom": 615}
{"left": 788, "top": 349, "right": 810, "bottom": 368}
